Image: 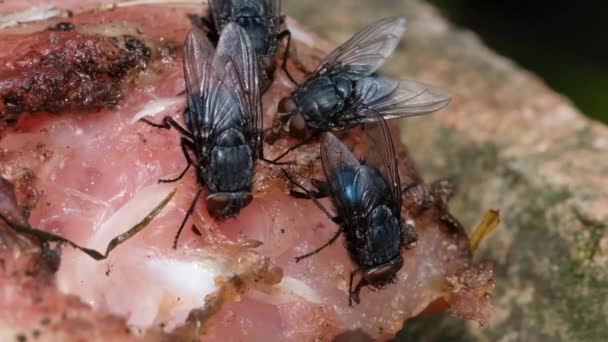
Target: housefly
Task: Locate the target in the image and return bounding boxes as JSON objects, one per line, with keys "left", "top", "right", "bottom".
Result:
{"left": 271, "top": 17, "right": 451, "bottom": 148}
{"left": 282, "top": 116, "right": 416, "bottom": 305}
{"left": 192, "top": 0, "right": 294, "bottom": 90}
{"left": 141, "top": 24, "right": 270, "bottom": 248}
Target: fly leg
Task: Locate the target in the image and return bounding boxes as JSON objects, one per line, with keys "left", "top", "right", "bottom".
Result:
{"left": 140, "top": 116, "right": 193, "bottom": 140}
{"left": 257, "top": 131, "right": 297, "bottom": 165}
{"left": 349, "top": 270, "right": 366, "bottom": 306}
{"left": 267, "top": 135, "right": 317, "bottom": 163}
{"left": 294, "top": 228, "right": 342, "bottom": 262}
{"left": 173, "top": 187, "right": 203, "bottom": 249}
{"left": 281, "top": 169, "right": 344, "bottom": 261}
{"left": 289, "top": 178, "right": 329, "bottom": 199}
{"left": 281, "top": 171, "right": 336, "bottom": 218}
{"left": 276, "top": 29, "right": 298, "bottom": 86}
{"left": 159, "top": 138, "right": 197, "bottom": 183}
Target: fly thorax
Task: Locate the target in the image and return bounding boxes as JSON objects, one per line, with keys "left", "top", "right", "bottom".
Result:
{"left": 235, "top": 10, "right": 271, "bottom": 55}
{"left": 296, "top": 77, "right": 349, "bottom": 127}
{"left": 363, "top": 205, "right": 402, "bottom": 267}
{"left": 215, "top": 127, "right": 247, "bottom": 147}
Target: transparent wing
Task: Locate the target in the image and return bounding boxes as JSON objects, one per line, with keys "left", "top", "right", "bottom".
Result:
{"left": 183, "top": 26, "right": 244, "bottom": 145}
{"left": 343, "top": 77, "right": 451, "bottom": 125}
{"left": 320, "top": 132, "right": 362, "bottom": 217}
{"left": 214, "top": 23, "right": 262, "bottom": 149}
{"left": 362, "top": 115, "right": 401, "bottom": 209}
{"left": 209, "top": 0, "right": 232, "bottom": 31}
{"left": 311, "top": 17, "right": 406, "bottom": 81}
{"left": 183, "top": 27, "right": 216, "bottom": 133}
{"left": 266, "top": 0, "right": 282, "bottom": 27}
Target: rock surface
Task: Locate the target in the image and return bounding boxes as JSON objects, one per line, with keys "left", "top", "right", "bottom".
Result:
{"left": 283, "top": 0, "right": 608, "bottom": 340}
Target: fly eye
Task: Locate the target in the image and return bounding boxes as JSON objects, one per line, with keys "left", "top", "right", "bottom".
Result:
{"left": 288, "top": 113, "right": 308, "bottom": 140}
{"left": 206, "top": 194, "right": 232, "bottom": 216}
{"left": 278, "top": 97, "right": 296, "bottom": 114}
{"left": 262, "top": 56, "right": 277, "bottom": 75}
{"left": 363, "top": 257, "right": 404, "bottom": 286}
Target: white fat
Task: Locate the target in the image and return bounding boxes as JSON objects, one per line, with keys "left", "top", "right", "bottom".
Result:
{"left": 92, "top": 0, "right": 206, "bottom": 14}
{"left": 250, "top": 276, "right": 321, "bottom": 305}
{"left": 0, "top": 6, "right": 69, "bottom": 29}
{"left": 130, "top": 97, "right": 183, "bottom": 124}
{"left": 88, "top": 183, "right": 176, "bottom": 246}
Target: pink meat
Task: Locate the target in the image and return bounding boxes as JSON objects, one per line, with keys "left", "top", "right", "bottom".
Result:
{"left": 0, "top": 2, "right": 493, "bottom": 341}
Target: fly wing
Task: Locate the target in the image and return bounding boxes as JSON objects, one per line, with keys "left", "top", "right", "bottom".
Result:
{"left": 361, "top": 115, "right": 401, "bottom": 210}
{"left": 320, "top": 133, "right": 363, "bottom": 217}
{"left": 266, "top": 0, "right": 282, "bottom": 27}
{"left": 342, "top": 77, "right": 452, "bottom": 125}
{"left": 311, "top": 17, "right": 406, "bottom": 81}
{"left": 214, "top": 23, "right": 262, "bottom": 151}
{"left": 209, "top": 0, "right": 232, "bottom": 31}
{"left": 183, "top": 26, "right": 216, "bottom": 134}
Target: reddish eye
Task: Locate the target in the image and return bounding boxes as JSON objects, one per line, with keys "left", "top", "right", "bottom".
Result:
{"left": 363, "top": 257, "right": 404, "bottom": 286}
{"left": 278, "top": 97, "right": 296, "bottom": 113}
{"left": 206, "top": 194, "right": 231, "bottom": 216}
{"left": 288, "top": 113, "right": 308, "bottom": 140}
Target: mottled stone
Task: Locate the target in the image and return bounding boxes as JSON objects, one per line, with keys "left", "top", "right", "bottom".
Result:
{"left": 283, "top": 0, "right": 608, "bottom": 341}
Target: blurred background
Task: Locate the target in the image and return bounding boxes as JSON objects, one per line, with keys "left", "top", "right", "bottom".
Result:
{"left": 427, "top": 0, "right": 608, "bottom": 123}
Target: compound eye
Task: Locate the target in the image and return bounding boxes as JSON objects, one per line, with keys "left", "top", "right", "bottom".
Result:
{"left": 363, "top": 257, "right": 404, "bottom": 286}
{"left": 278, "top": 97, "right": 297, "bottom": 114}
{"left": 288, "top": 113, "right": 308, "bottom": 140}
{"left": 206, "top": 194, "right": 232, "bottom": 217}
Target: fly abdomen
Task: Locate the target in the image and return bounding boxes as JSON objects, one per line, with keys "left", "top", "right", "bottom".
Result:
{"left": 363, "top": 205, "right": 402, "bottom": 267}
{"left": 208, "top": 128, "right": 254, "bottom": 193}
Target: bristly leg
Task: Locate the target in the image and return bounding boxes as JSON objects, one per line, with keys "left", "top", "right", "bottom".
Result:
{"left": 295, "top": 228, "right": 342, "bottom": 262}
{"left": 140, "top": 116, "right": 193, "bottom": 140}
{"left": 270, "top": 135, "right": 316, "bottom": 162}
{"left": 159, "top": 138, "right": 197, "bottom": 184}
{"left": 289, "top": 178, "right": 330, "bottom": 199}
{"left": 173, "top": 187, "right": 203, "bottom": 249}
{"left": 349, "top": 271, "right": 366, "bottom": 306}
{"left": 258, "top": 132, "right": 297, "bottom": 165}
{"left": 277, "top": 29, "right": 298, "bottom": 85}
{"left": 281, "top": 169, "right": 339, "bottom": 223}
{"left": 281, "top": 169, "right": 344, "bottom": 261}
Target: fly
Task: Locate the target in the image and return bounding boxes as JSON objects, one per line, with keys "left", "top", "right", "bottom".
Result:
{"left": 270, "top": 17, "right": 451, "bottom": 156}
{"left": 282, "top": 116, "right": 416, "bottom": 305}
{"left": 191, "top": 0, "right": 295, "bottom": 90}
{"left": 141, "top": 24, "right": 283, "bottom": 249}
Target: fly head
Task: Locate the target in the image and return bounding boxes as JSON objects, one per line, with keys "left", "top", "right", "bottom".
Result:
{"left": 277, "top": 97, "right": 310, "bottom": 139}
{"left": 206, "top": 191, "right": 253, "bottom": 218}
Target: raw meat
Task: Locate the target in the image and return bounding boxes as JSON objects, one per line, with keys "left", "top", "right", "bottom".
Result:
{"left": 0, "top": 1, "right": 494, "bottom": 341}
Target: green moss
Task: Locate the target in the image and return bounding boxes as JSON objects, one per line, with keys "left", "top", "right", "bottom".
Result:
{"left": 399, "top": 127, "right": 607, "bottom": 341}
{"left": 394, "top": 313, "right": 477, "bottom": 342}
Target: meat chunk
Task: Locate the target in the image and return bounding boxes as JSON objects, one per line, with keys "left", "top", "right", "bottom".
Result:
{"left": 0, "top": 2, "right": 493, "bottom": 341}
